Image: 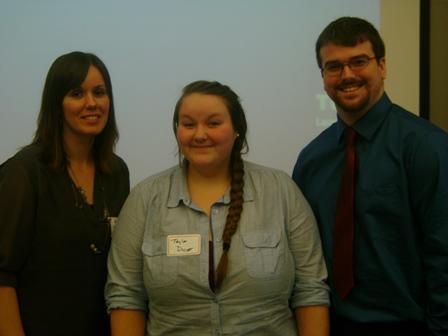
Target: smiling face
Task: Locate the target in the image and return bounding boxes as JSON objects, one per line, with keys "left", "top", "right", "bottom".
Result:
{"left": 320, "top": 40, "right": 386, "bottom": 125}
{"left": 61, "top": 65, "right": 109, "bottom": 143}
{"left": 176, "top": 93, "right": 238, "bottom": 175}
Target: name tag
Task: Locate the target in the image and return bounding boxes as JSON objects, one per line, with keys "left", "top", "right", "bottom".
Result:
{"left": 167, "top": 234, "right": 201, "bottom": 256}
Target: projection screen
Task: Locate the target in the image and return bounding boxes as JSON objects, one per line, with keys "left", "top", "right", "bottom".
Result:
{"left": 0, "top": 1, "right": 417, "bottom": 187}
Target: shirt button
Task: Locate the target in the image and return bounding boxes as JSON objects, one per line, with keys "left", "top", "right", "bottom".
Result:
{"left": 213, "top": 209, "right": 219, "bottom": 214}
{"left": 216, "top": 238, "right": 222, "bottom": 242}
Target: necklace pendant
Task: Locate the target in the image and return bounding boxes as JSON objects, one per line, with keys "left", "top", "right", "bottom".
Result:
{"left": 78, "top": 186, "right": 87, "bottom": 201}
{"left": 101, "top": 207, "right": 110, "bottom": 222}
{"left": 68, "top": 162, "right": 88, "bottom": 202}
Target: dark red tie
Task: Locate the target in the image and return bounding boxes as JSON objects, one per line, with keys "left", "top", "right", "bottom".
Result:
{"left": 333, "top": 127, "right": 357, "bottom": 300}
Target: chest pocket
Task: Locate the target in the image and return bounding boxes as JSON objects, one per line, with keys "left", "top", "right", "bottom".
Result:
{"left": 242, "top": 229, "right": 284, "bottom": 279}
{"left": 142, "top": 237, "right": 177, "bottom": 288}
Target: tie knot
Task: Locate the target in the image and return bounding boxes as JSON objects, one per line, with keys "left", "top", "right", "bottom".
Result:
{"left": 345, "top": 127, "right": 357, "bottom": 145}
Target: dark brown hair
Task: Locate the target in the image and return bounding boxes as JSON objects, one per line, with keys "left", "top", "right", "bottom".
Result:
{"left": 173, "top": 80, "right": 248, "bottom": 289}
{"left": 315, "top": 16, "right": 385, "bottom": 69}
{"left": 31, "top": 51, "right": 119, "bottom": 173}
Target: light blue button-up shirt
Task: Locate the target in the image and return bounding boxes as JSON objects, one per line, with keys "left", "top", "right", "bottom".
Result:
{"left": 106, "top": 161, "right": 329, "bottom": 335}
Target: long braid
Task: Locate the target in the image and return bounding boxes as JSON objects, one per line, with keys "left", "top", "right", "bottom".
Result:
{"left": 215, "top": 151, "right": 245, "bottom": 290}
{"left": 172, "top": 80, "right": 249, "bottom": 290}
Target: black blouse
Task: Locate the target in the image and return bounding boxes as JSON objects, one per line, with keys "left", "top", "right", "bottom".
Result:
{"left": 0, "top": 144, "right": 130, "bottom": 336}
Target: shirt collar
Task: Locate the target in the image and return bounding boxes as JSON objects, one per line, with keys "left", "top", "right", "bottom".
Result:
{"left": 336, "top": 92, "right": 392, "bottom": 143}
{"left": 166, "top": 162, "right": 254, "bottom": 209}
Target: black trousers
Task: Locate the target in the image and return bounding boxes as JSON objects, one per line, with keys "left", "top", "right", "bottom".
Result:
{"left": 330, "top": 313, "right": 430, "bottom": 336}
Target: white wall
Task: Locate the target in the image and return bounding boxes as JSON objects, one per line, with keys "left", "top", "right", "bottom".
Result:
{"left": 380, "top": 0, "right": 420, "bottom": 115}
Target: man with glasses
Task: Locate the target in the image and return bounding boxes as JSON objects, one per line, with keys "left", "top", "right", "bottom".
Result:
{"left": 292, "top": 17, "right": 448, "bottom": 335}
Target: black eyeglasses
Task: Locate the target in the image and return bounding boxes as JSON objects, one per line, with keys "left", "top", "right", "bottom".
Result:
{"left": 321, "top": 56, "right": 377, "bottom": 76}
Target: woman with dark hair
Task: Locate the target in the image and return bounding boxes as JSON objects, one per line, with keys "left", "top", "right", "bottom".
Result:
{"left": 106, "top": 80, "right": 329, "bottom": 335}
{"left": 0, "top": 51, "right": 130, "bottom": 335}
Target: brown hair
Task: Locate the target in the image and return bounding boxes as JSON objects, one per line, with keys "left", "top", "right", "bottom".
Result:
{"left": 31, "top": 51, "right": 119, "bottom": 173}
{"left": 315, "top": 16, "right": 385, "bottom": 69}
{"left": 173, "top": 80, "right": 249, "bottom": 289}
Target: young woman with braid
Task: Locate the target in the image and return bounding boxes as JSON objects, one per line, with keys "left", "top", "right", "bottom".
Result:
{"left": 105, "top": 80, "right": 330, "bottom": 335}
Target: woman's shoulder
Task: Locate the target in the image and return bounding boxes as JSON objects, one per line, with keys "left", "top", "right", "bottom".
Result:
{"left": 243, "top": 160, "right": 297, "bottom": 191}
{"left": 135, "top": 165, "right": 180, "bottom": 188}
{"left": 111, "top": 153, "right": 129, "bottom": 174}
{"left": 242, "top": 161, "right": 306, "bottom": 207}
{"left": 1, "top": 144, "right": 42, "bottom": 171}
{"left": 243, "top": 160, "right": 290, "bottom": 178}
{"left": 0, "top": 145, "right": 46, "bottom": 187}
